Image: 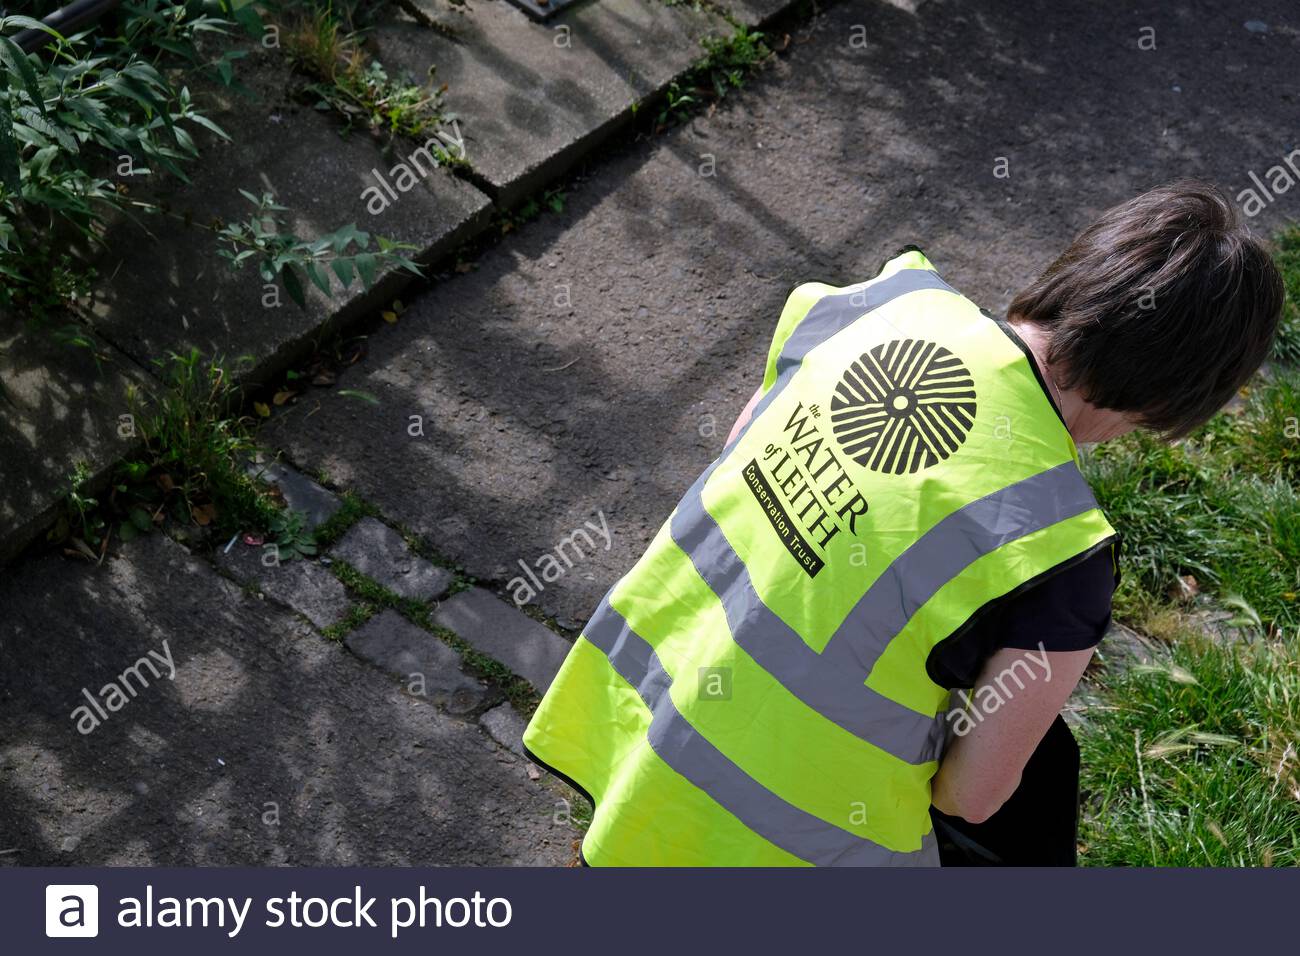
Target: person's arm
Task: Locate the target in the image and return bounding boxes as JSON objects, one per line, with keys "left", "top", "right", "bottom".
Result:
{"left": 930, "top": 646, "right": 1094, "bottom": 823}
{"left": 726, "top": 386, "right": 764, "bottom": 446}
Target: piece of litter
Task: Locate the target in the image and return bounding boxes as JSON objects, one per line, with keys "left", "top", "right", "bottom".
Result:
{"left": 217, "top": 758, "right": 225, "bottom": 767}
{"left": 1244, "top": 20, "right": 1268, "bottom": 33}
{"left": 243, "top": 533, "right": 265, "bottom": 547}
{"left": 526, "top": 763, "right": 541, "bottom": 781}
{"left": 224, "top": 534, "right": 238, "bottom": 554}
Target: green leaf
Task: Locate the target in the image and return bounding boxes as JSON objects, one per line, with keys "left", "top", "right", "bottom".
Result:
{"left": 304, "top": 260, "right": 332, "bottom": 298}
{"left": 106, "top": 73, "right": 175, "bottom": 130}
{"left": 354, "top": 252, "right": 378, "bottom": 289}
{"left": 330, "top": 257, "right": 355, "bottom": 289}
{"left": 0, "top": 98, "right": 22, "bottom": 198}
{"left": 0, "top": 37, "right": 46, "bottom": 117}
{"left": 14, "top": 106, "right": 78, "bottom": 152}
{"left": 185, "top": 112, "right": 230, "bottom": 141}
{"left": 63, "top": 96, "right": 129, "bottom": 149}
{"left": 153, "top": 38, "right": 197, "bottom": 60}
{"left": 338, "top": 389, "right": 381, "bottom": 405}
{"left": 281, "top": 265, "right": 306, "bottom": 308}
{"left": 128, "top": 507, "right": 153, "bottom": 532}
{"left": 0, "top": 15, "right": 64, "bottom": 38}
{"left": 329, "top": 223, "right": 369, "bottom": 253}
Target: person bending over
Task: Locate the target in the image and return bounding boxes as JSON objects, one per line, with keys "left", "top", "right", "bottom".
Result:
{"left": 522, "top": 180, "right": 1284, "bottom": 866}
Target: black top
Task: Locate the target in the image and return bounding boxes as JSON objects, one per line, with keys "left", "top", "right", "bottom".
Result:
{"left": 926, "top": 540, "right": 1118, "bottom": 688}
{"left": 924, "top": 318, "right": 1118, "bottom": 690}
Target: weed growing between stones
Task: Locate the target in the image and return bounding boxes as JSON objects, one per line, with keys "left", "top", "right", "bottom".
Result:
{"left": 644, "top": 25, "right": 773, "bottom": 129}
{"left": 215, "top": 191, "right": 422, "bottom": 307}
{"left": 281, "top": 1, "right": 457, "bottom": 154}
{"left": 327, "top": 558, "right": 537, "bottom": 713}
{"left": 49, "top": 349, "right": 310, "bottom": 562}
{"left": 312, "top": 490, "right": 381, "bottom": 547}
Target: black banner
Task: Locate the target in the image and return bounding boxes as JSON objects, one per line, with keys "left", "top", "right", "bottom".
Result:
{"left": 742, "top": 459, "right": 824, "bottom": 577}
{"left": 6, "top": 867, "right": 1298, "bottom": 953}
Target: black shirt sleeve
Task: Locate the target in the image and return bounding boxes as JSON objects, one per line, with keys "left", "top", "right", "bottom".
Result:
{"left": 926, "top": 541, "right": 1118, "bottom": 690}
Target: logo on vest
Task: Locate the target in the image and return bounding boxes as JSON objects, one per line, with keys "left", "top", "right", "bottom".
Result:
{"left": 830, "top": 339, "right": 976, "bottom": 475}
{"left": 742, "top": 402, "right": 871, "bottom": 579}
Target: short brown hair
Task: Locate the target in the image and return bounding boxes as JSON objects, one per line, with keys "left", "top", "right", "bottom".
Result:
{"left": 1009, "top": 180, "right": 1285, "bottom": 439}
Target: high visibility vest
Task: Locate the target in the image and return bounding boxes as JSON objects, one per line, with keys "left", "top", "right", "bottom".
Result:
{"left": 523, "top": 250, "right": 1116, "bottom": 866}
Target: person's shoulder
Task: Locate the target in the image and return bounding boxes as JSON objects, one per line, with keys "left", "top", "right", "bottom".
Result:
{"left": 993, "top": 541, "right": 1118, "bottom": 653}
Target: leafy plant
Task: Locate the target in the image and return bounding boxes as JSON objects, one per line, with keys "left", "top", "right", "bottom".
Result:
{"left": 0, "top": 3, "right": 420, "bottom": 328}
{"left": 496, "top": 187, "right": 564, "bottom": 234}
{"left": 655, "top": 26, "right": 771, "bottom": 127}
{"left": 283, "top": 4, "right": 452, "bottom": 145}
{"left": 52, "top": 348, "right": 325, "bottom": 558}
{"left": 216, "top": 190, "right": 421, "bottom": 307}
{"left": 0, "top": 5, "right": 235, "bottom": 311}
{"left": 268, "top": 507, "right": 317, "bottom": 561}
{"left": 59, "top": 460, "right": 109, "bottom": 556}
{"left": 125, "top": 348, "right": 273, "bottom": 531}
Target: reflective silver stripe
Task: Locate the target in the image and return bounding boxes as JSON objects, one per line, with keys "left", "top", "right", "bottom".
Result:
{"left": 820, "top": 460, "right": 1100, "bottom": 673}
{"left": 662, "top": 270, "right": 1100, "bottom": 766}
{"left": 654, "top": 269, "right": 961, "bottom": 764}
{"left": 762, "top": 268, "right": 961, "bottom": 427}
{"left": 584, "top": 602, "right": 938, "bottom": 867}
{"left": 670, "top": 477, "right": 949, "bottom": 765}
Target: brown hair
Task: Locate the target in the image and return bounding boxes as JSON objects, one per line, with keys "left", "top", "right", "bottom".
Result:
{"left": 1008, "top": 180, "right": 1285, "bottom": 439}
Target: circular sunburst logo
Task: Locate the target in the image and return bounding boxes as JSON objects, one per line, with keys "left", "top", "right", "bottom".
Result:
{"left": 830, "top": 339, "right": 977, "bottom": 475}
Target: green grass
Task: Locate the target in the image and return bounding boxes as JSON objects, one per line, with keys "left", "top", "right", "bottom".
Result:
{"left": 1079, "top": 629, "right": 1300, "bottom": 866}
{"left": 1082, "top": 366, "right": 1300, "bottom": 633}
{"left": 1076, "top": 228, "right": 1300, "bottom": 865}
{"left": 312, "top": 491, "right": 379, "bottom": 548}
{"left": 1271, "top": 226, "right": 1300, "bottom": 363}
{"left": 51, "top": 350, "right": 288, "bottom": 556}
{"left": 283, "top": 4, "right": 455, "bottom": 152}
{"left": 327, "top": 557, "right": 538, "bottom": 714}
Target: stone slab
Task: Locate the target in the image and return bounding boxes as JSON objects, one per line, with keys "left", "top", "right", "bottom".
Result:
{"left": 0, "top": 533, "right": 572, "bottom": 865}
{"left": 346, "top": 610, "right": 488, "bottom": 715}
{"left": 0, "top": 319, "right": 151, "bottom": 565}
{"left": 247, "top": 456, "right": 342, "bottom": 531}
{"left": 215, "top": 544, "right": 352, "bottom": 629}
{"left": 330, "top": 517, "right": 455, "bottom": 601}
{"left": 434, "top": 588, "right": 572, "bottom": 692}
{"left": 377, "top": 0, "right": 730, "bottom": 205}
{"left": 480, "top": 702, "right": 528, "bottom": 757}
{"left": 720, "top": 0, "right": 800, "bottom": 28}
{"left": 85, "top": 53, "right": 492, "bottom": 387}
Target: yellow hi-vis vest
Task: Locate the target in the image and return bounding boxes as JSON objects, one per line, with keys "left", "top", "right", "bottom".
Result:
{"left": 522, "top": 250, "right": 1116, "bottom": 866}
